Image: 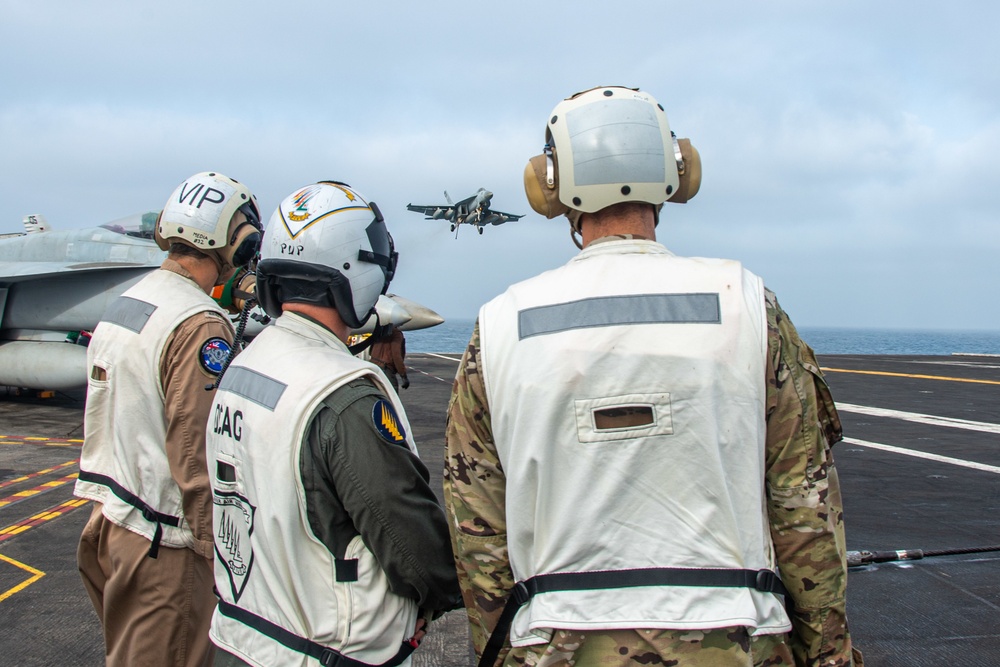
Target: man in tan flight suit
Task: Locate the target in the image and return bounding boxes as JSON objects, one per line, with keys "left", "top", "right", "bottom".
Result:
{"left": 74, "top": 171, "right": 263, "bottom": 667}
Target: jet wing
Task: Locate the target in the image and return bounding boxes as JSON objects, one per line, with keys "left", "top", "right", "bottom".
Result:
{"left": 0, "top": 260, "right": 161, "bottom": 283}
{"left": 406, "top": 204, "right": 441, "bottom": 216}
{"left": 477, "top": 209, "right": 524, "bottom": 226}
{"left": 406, "top": 203, "right": 460, "bottom": 221}
{"left": 490, "top": 210, "right": 524, "bottom": 222}
{"left": 0, "top": 225, "right": 165, "bottom": 283}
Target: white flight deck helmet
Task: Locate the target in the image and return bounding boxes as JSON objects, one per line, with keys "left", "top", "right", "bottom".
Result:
{"left": 255, "top": 181, "right": 398, "bottom": 329}
{"left": 155, "top": 171, "right": 263, "bottom": 273}
{"left": 523, "top": 86, "right": 701, "bottom": 237}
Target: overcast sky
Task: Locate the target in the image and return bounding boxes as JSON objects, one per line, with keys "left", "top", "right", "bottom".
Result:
{"left": 2, "top": 1, "right": 998, "bottom": 330}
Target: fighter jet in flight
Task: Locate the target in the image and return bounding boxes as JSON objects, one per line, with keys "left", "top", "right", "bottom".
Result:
{"left": 406, "top": 188, "right": 523, "bottom": 236}
{"left": 0, "top": 213, "right": 444, "bottom": 392}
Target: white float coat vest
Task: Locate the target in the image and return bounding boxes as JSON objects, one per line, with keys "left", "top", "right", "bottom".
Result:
{"left": 206, "top": 313, "right": 419, "bottom": 667}
{"left": 478, "top": 239, "right": 791, "bottom": 646}
{"left": 74, "top": 268, "right": 229, "bottom": 552}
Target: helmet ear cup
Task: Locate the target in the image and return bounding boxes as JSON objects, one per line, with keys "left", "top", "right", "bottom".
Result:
{"left": 153, "top": 211, "right": 170, "bottom": 251}
{"left": 670, "top": 138, "right": 702, "bottom": 204}
{"left": 523, "top": 154, "right": 569, "bottom": 219}
{"left": 221, "top": 221, "right": 261, "bottom": 268}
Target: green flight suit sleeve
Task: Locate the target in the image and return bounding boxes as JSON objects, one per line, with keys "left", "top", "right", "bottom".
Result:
{"left": 301, "top": 377, "right": 462, "bottom": 613}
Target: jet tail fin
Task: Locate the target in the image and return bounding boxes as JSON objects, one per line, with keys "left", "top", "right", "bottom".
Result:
{"left": 23, "top": 214, "right": 51, "bottom": 234}
{"left": 444, "top": 191, "right": 454, "bottom": 205}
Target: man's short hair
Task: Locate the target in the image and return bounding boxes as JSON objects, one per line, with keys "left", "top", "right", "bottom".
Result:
{"left": 590, "top": 201, "right": 655, "bottom": 226}
{"left": 167, "top": 242, "right": 209, "bottom": 260}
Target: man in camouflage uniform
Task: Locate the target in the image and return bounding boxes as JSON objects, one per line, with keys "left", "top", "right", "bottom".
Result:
{"left": 444, "top": 87, "right": 862, "bottom": 666}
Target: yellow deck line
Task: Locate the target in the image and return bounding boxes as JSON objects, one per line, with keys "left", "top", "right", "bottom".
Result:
{"left": 0, "top": 436, "right": 84, "bottom": 446}
{"left": 0, "top": 461, "right": 79, "bottom": 490}
{"left": 821, "top": 367, "right": 1000, "bottom": 386}
{"left": 0, "top": 552, "right": 45, "bottom": 603}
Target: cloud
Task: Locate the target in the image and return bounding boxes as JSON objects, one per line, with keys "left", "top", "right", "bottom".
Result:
{"left": 2, "top": 0, "right": 998, "bottom": 329}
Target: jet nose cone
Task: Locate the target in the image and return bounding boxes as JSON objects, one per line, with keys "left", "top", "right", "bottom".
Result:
{"left": 385, "top": 294, "right": 444, "bottom": 331}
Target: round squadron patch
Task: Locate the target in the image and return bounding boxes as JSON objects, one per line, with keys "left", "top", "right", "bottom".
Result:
{"left": 200, "top": 338, "right": 232, "bottom": 375}
{"left": 372, "top": 399, "right": 407, "bottom": 445}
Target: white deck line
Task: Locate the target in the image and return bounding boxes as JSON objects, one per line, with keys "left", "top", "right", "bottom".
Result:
{"left": 843, "top": 438, "right": 1000, "bottom": 474}
{"left": 420, "top": 352, "right": 462, "bottom": 362}
{"left": 414, "top": 360, "right": 1000, "bottom": 473}
{"left": 836, "top": 403, "right": 1000, "bottom": 435}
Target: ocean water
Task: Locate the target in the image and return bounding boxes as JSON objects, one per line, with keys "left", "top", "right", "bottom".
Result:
{"left": 798, "top": 327, "right": 1000, "bottom": 356}
{"left": 406, "top": 319, "right": 1000, "bottom": 356}
{"left": 406, "top": 318, "right": 477, "bottom": 355}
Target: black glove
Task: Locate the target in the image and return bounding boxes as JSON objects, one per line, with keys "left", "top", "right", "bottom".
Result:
{"left": 401, "top": 376, "right": 410, "bottom": 390}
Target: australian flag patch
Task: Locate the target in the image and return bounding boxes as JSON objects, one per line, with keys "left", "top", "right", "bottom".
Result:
{"left": 200, "top": 337, "right": 231, "bottom": 375}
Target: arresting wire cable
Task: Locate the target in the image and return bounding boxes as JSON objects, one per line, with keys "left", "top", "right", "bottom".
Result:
{"left": 848, "top": 544, "right": 1000, "bottom": 567}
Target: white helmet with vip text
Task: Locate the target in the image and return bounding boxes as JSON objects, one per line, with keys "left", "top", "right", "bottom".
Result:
{"left": 523, "top": 86, "right": 702, "bottom": 228}
{"left": 155, "top": 171, "right": 263, "bottom": 271}
{"left": 256, "top": 181, "right": 398, "bottom": 329}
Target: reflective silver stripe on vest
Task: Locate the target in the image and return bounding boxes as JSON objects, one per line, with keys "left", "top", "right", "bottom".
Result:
{"left": 219, "top": 366, "right": 287, "bottom": 411}
{"left": 103, "top": 296, "right": 157, "bottom": 333}
{"left": 518, "top": 293, "right": 721, "bottom": 340}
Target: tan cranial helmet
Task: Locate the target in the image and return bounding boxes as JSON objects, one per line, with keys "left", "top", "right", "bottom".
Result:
{"left": 523, "top": 86, "right": 701, "bottom": 228}
{"left": 155, "top": 171, "right": 263, "bottom": 272}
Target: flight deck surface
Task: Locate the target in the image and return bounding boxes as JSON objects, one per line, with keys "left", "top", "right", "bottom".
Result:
{"left": 1, "top": 353, "right": 998, "bottom": 666}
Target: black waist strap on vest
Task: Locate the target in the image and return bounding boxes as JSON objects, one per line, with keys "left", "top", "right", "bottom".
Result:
{"left": 77, "top": 470, "right": 181, "bottom": 559}
{"left": 217, "top": 600, "right": 416, "bottom": 667}
{"left": 478, "top": 567, "right": 790, "bottom": 667}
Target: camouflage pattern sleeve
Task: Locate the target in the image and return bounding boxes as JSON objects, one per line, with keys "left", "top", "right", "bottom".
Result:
{"left": 443, "top": 319, "right": 515, "bottom": 662}
{"left": 764, "top": 289, "right": 862, "bottom": 666}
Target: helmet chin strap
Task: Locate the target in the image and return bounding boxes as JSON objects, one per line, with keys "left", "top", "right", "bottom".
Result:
{"left": 566, "top": 208, "right": 584, "bottom": 249}
{"left": 347, "top": 312, "right": 394, "bottom": 356}
{"left": 204, "top": 248, "right": 233, "bottom": 286}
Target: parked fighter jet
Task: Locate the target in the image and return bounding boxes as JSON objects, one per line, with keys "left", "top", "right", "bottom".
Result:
{"left": 0, "top": 213, "right": 444, "bottom": 392}
{"left": 0, "top": 213, "right": 164, "bottom": 391}
{"left": 406, "top": 188, "right": 523, "bottom": 236}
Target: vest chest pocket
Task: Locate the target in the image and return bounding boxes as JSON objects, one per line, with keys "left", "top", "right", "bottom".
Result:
{"left": 574, "top": 392, "right": 673, "bottom": 443}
